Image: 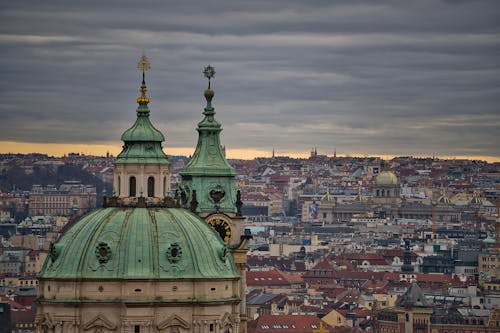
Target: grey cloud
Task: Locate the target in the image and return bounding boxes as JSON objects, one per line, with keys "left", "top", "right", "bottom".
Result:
{"left": 0, "top": 0, "right": 499, "bottom": 158}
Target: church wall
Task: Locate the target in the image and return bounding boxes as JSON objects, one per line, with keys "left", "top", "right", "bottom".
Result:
{"left": 37, "top": 303, "right": 238, "bottom": 332}
{"left": 183, "top": 176, "right": 236, "bottom": 213}
{"left": 39, "top": 279, "right": 239, "bottom": 302}
{"left": 114, "top": 163, "right": 170, "bottom": 198}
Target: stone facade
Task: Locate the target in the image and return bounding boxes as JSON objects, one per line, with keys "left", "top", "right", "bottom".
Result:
{"left": 113, "top": 162, "right": 170, "bottom": 198}
{"left": 36, "top": 279, "right": 240, "bottom": 333}
{"left": 29, "top": 182, "right": 96, "bottom": 216}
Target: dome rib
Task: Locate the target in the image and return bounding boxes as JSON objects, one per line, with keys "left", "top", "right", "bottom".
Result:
{"left": 116, "top": 209, "right": 132, "bottom": 278}
{"left": 149, "top": 209, "right": 160, "bottom": 277}
{"left": 169, "top": 209, "right": 226, "bottom": 278}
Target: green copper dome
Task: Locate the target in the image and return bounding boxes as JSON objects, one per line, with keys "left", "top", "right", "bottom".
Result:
{"left": 483, "top": 235, "right": 496, "bottom": 244}
{"left": 120, "top": 105, "right": 165, "bottom": 142}
{"left": 115, "top": 64, "right": 169, "bottom": 165}
{"left": 41, "top": 207, "right": 238, "bottom": 279}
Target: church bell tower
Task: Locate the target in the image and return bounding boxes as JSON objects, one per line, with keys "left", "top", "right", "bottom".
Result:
{"left": 179, "top": 66, "right": 250, "bottom": 333}
{"left": 113, "top": 54, "right": 170, "bottom": 201}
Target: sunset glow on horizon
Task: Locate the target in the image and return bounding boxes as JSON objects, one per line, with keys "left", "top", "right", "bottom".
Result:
{"left": 1, "top": 141, "right": 498, "bottom": 163}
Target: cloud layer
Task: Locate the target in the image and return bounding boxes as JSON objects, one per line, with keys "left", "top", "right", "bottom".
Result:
{"left": 1, "top": 0, "right": 499, "bottom": 158}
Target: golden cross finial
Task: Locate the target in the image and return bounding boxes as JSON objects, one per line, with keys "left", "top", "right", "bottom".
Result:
{"left": 312, "top": 322, "right": 329, "bottom": 333}
{"left": 137, "top": 54, "right": 151, "bottom": 72}
{"left": 136, "top": 54, "right": 151, "bottom": 105}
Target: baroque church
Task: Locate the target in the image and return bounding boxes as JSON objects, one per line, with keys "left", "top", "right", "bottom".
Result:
{"left": 35, "top": 56, "right": 250, "bottom": 333}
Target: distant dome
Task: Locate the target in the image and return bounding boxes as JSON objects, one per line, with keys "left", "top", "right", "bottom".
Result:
{"left": 41, "top": 207, "right": 237, "bottom": 280}
{"left": 376, "top": 170, "right": 398, "bottom": 185}
{"left": 483, "top": 235, "right": 496, "bottom": 244}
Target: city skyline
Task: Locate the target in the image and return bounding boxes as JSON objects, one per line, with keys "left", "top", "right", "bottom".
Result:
{"left": 1, "top": 1, "right": 499, "bottom": 162}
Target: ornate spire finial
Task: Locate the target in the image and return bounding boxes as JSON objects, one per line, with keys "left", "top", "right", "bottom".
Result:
{"left": 137, "top": 54, "right": 151, "bottom": 75}
{"left": 137, "top": 54, "right": 151, "bottom": 105}
{"left": 203, "top": 64, "right": 215, "bottom": 88}
{"left": 203, "top": 65, "right": 215, "bottom": 104}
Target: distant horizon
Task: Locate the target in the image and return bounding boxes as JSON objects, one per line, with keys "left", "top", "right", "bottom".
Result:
{"left": 1, "top": 141, "right": 498, "bottom": 163}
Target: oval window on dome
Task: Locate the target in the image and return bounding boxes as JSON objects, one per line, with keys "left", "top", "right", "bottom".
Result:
{"left": 95, "top": 242, "right": 112, "bottom": 264}
{"left": 167, "top": 243, "right": 182, "bottom": 264}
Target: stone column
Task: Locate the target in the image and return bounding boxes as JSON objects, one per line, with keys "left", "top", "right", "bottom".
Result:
{"left": 140, "top": 164, "right": 145, "bottom": 196}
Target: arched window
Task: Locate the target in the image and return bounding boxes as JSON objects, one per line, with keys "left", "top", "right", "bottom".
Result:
{"left": 147, "top": 176, "right": 155, "bottom": 197}
{"left": 163, "top": 176, "right": 167, "bottom": 197}
{"left": 129, "top": 176, "right": 136, "bottom": 197}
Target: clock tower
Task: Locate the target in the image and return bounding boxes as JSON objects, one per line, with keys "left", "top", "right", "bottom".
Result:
{"left": 179, "top": 66, "right": 250, "bottom": 333}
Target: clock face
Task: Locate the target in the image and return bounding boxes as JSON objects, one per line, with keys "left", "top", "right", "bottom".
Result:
{"left": 207, "top": 216, "right": 232, "bottom": 243}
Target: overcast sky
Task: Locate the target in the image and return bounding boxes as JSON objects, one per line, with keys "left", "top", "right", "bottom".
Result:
{"left": 1, "top": 0, "right": 499, "bottom": 160}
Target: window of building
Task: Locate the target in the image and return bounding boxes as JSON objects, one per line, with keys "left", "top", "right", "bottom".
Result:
{"left": 134, "top": 325, "right": 140, "bottom": 333}
{"left": 163, "top": 176, "right": 167, "bottom": 196}
{"left": 129, "top": 176, "right": 136, "bottom": 197}
{"left": 147, "top": 176, "right": 155, "bottom": 197}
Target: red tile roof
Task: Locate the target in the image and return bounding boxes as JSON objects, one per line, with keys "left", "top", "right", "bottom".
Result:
{"left": 10, "top": 307, "right": 36, "bottom": 330}
{"left": 362, "top": 279, "right": 389, "bottom": 291}
{"left": 0, "top": 296, "right": 24, "bottom": 309}
{"left": 338, "top": 253, "right": 388, "bottom": 266}
{"left": 247, "top": 269, "right": 303, "bottom": 287}
{"left": 311, "top": 258, "right": 335, "bottom": 270}
{"left": 248, "top": 315, "right": 332, "bottom": 333}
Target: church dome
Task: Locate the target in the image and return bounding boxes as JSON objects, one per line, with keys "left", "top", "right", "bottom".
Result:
{"left": 483, "top": 235, "right": 496, "bottom": 245}
{"left": 376, "top": 170, "right": 398, "bottom": 185}
{"left": 120, "top": 107, "right": 165, "bottom": 142}
{"left": 41, "top": 207, "right": 238, "bottom": 280}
